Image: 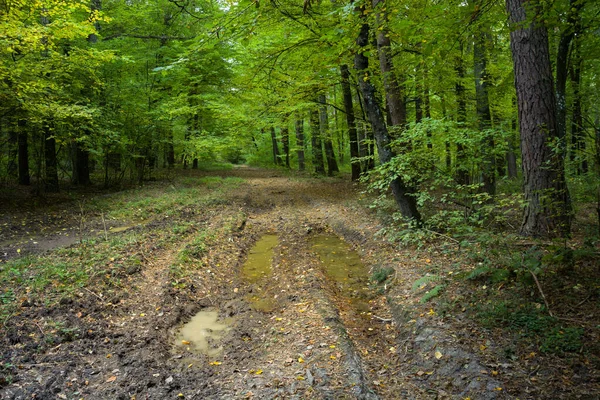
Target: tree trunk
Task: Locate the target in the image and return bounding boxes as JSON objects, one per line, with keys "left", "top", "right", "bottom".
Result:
{"left": 340, "top": 64, "right": 361, "bottom": 181}
{"left": 310, "top": 110, "right": 325, "bottom": 174}
{"left": 507, "top": 97, "right": 519, "bottom": 178}
{"left": 424, "top": 64, "right": 432, "bottom": 150}
{"left": 474, "top": 29, "right": 496, "bottom": 196}
{"left": 295, "top": 118, "right": 305, "bottom": 171}
{"left": 455, "top": 46, "right": 469, "bottom": 185}
{"left": 354, "top": 18, "right": 421, "bottom": 222}
{"left": 73, "top": 142, "right": 91, "bottom": 185}
{"left": 372, "top": 0, "right": 407, "bottom": 129}
{"left": 319, "top": 94, "right": 339, "bottom": 176}
{"left": 44, "top": 124, "right": 59, "bottom": 192}
{"left": 281, "top": 125, "right": 290, "bottom": 168}
{"left": 570, "top": 42, "right": 587, "bottom": 174}
{"left": 269, "top": 126, "right": 281, "bottom": 166}
{"left": 7, "top": 118, "right": 18, "bottom": 179}
{"left": 18, "top": 119, "right": 30, "bottom": 186}
{"left": 506, "top": 0, "right": 571, "bottom": 237}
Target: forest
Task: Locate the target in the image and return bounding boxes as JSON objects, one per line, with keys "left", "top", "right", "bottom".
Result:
{"left": 1, "top": 0, "right": 600, "bottom": 398}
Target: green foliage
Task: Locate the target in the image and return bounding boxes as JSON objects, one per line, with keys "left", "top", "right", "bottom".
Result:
{"left": 370, "top": 267, "right": 395, "bottom": 284}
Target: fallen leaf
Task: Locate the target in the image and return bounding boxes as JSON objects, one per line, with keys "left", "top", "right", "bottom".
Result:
{"left": 209, "top": 361, "right": 222, "bottom": 366}
{"left": 298, "top": 357, "right": 304, "bottom": 363}
{"left": 435, "top": 351, "right": 443, "bottom": 360}
{"left": 106, "top": 376, "right": 117, "bottom": 383}
{"left": 182, "top": 340, "right": 191, "bottom": 345}
{"left": 255, "top": 369, "right": 263, "bottom": 375}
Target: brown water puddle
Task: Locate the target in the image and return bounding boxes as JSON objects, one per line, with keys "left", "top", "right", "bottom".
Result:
{"left": 310, "top": 234, "right": 371, "bottom": 313}
{"left": 174, "top": 309, "right": 232, "bottom": 358}
{"left": 241, "top": 234, "right": 278, "bottom": 312}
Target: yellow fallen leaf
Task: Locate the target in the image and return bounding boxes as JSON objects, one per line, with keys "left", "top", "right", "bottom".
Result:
{"left": 106, "top": 376, "right": 117, "bottom": 383}
{"left": 491, "top": 370, "right": 499, "bottom": 376}
{"left": 435, "top": 351, "right": 443, "bottom": 360}
{"left": 209, "top": 361, "right": 222, "bottom": 366}
{"left": 182, "top": 340, "right": 191, "bottom": 345}
{"left": 139, "top": 313, "right": 146, "bottom": 317}
{"left": 16, "top": 249, "right": 21, "bottom": 253}
{"left": 329, "top": 345, "right": 336, "bottom": 349}
{"left": 330, "top": 355, "right": 336, "bottom": 360}
{"left": 106, "top": 354, "right": 112, "bottom": 359}
{"left": 296, "top": 375, "right": 305, "bottom": 380}
{"left": 298, "top": 357, "right": 304, "bottom": 363}
{"left": 255, "top": 369, "right": 263, "bottom": 375}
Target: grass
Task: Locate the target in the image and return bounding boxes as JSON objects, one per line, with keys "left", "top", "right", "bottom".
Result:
{"left": 0, "top": 172, "right": 245, "bottom": 324}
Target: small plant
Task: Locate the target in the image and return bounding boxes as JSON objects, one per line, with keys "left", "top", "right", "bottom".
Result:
{"left": 371, "top": 267, "right": 395, "bottom": 284}
{"left": 412, "top": 274, "right": 447, "bottom": 303}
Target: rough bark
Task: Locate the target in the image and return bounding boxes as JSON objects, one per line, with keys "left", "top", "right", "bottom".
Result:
{"left": 340, "top": 64, "right": 361, "bottom": 181}
{"left": 295, "top": 118, "right": 305, "bottom": 171}
{"left": 506, "top": 0, "right": 571, "bottom": 237}
{"left": 310, "top": 109, "right": 325, "bottom": 174}
{"left": 354, "top": 19, "right": 421, "bottom": 222}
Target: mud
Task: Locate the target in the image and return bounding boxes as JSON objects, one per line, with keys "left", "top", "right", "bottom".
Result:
{"left": 1, "top": 167, "right": 596, "bottom": 399}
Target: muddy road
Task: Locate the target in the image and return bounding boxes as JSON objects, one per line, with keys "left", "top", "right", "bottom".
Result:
{"left": 1, "top": 168, "right": 590, "bottom": 399}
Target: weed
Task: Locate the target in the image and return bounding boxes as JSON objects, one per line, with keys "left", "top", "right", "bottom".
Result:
{"left": 371, "top": 267, "right": 395, "bottom": 284}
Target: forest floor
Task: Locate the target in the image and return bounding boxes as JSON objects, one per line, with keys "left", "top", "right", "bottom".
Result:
{"left": 0, "top": 167, "right": 598, "bottom": 400}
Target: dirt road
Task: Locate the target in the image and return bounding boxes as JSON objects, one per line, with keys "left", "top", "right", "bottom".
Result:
{"left": 1, "top": 168, "right": 586, "bottom": 399}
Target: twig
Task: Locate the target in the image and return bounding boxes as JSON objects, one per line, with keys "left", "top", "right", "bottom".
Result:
{"left": 528, "top": 269, "right": 553, "bottom": 317}
{"left": 101, "top": 213, "right": 108, "bottom": 241}
{"left": 372, "top": 314, "right": 392, "bottom": 323}
{"left": 34, "top": 321, "right": 45, "bottom": 335}
{"left": 422, "top": 228, "right": 460, "bottom": 244}
{"left": 84, "top": 287, "right": 104, "bottom": 302}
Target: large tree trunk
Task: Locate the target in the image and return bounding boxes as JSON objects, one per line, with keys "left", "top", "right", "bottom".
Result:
{"left": 340, "top": 64, "right": 361, "bottom": 181}
{"left": 319, "top": 95, "right": 339, "bottom": 176}
{"left": 73, "top": 142, "right": 91, "bottom": 185}
{"left": 506, "top": 0, "right": 571, "bottom": 237}
{"left": 295, "top": 118, "right": 305, "bottom": 171}
{"left": 18, "top": 119, "right": 30, "bottom": 186}
{"left": 44, "top": 124, "right": 59, "bottom": 192}
{"left": 474, "top": 28, "right": 496, "bottom": 196}
{"left": 354, "top": 18, "right": 421, "bottom": 222}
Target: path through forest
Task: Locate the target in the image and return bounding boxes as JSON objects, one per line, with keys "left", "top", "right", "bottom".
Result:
{"left": 1, "top": 168, "right": 594, "bottom": 399}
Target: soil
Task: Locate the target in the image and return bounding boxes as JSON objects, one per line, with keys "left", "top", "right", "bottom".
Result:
{"left": 0, "top": 167, "right": 598, "bottom": 399}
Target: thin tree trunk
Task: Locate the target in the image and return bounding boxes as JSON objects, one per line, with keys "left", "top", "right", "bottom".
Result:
{"left": 341, "top": 64, "right": 361, "bottom": 181}
{"left": 269, "top": 126, "right": 281, "bottom": 166}
{"left": 474, "top": 29, "right": 496, "bottom": 196}
{"left": 424, "top": 65, "right": 432, "bottom": 150}
{"left": 18, "top": 119, "right": 30, "bottom": 186}
{"left": 354, "top": 17, "right": 421, "bottom": 222}
{"left": 372, "top": 0, "right": 407, "bottom": 129}
{"left": 507, "top": 97, "right": 518, "bottom": 178}
{"left": 7, "top": 118, "right": 18, "bottom": 179}
{"left": 455, "top": 46, "right": 469, "bottom": 185}
{"left": 506, "top": 0, "right": 571, "bottom": 237}
{"left": 310, "top": 109, "right": 325, "bottom": 174}
{"left": 44, "top": 123, "right": 59, "bottom": 192}
{"left": 570, "top": 42, "right": 586, "bottom": 174}
{"left": 295, "top": 118, "right": 305, "bottom": 171}
{"left": 281, "top": 125, "right": 290, "bottom": 168}
{"left": 319, "top": 94, "right": 339, "bottom": 176}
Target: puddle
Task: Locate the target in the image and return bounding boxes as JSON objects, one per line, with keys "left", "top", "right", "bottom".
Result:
{"left": 310, "top": 234, "right": 371, "bottom": 313}
{"left": 174, "top": 309, "right": 232, "bottom": 358}
{"left": 241, "top": 234, "right": 278, "bottom": 311}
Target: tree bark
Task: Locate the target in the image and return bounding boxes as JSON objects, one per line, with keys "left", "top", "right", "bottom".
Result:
{"left": 319, "top": 94, "right": 339, "bottom": 176}
{"left": 7, "top": 117, "right": 18, "bottom": 179}
{"left": 569, "top": 42, "right": 587, "bottom": 174}
{"left": 295, "top": 118, "right": 305, "bottom": 171}
{"left": 310, "top": 109, "right": 325, "bottom": 174}
{"left": 506, "top": 0, "right": 571, "bottom": 237}
{"left": 18, "top": 119, "right": 30, "bottom": 186}
{"left": 340, "top": 64, "right": 361, "bottom": 181}
{"left": 354, "top": 18, "right": 421, "bottom": 222}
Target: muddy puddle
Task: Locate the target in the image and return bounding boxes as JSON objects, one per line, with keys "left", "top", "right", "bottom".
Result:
{"left": 174, "top": 309, "right": 232, "bottom": 358}
{"left": 241, "top": 234, "right": 278, "bottom": 312}
{"left": 310, "top": 233, "right": 371, "bottom": 313}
